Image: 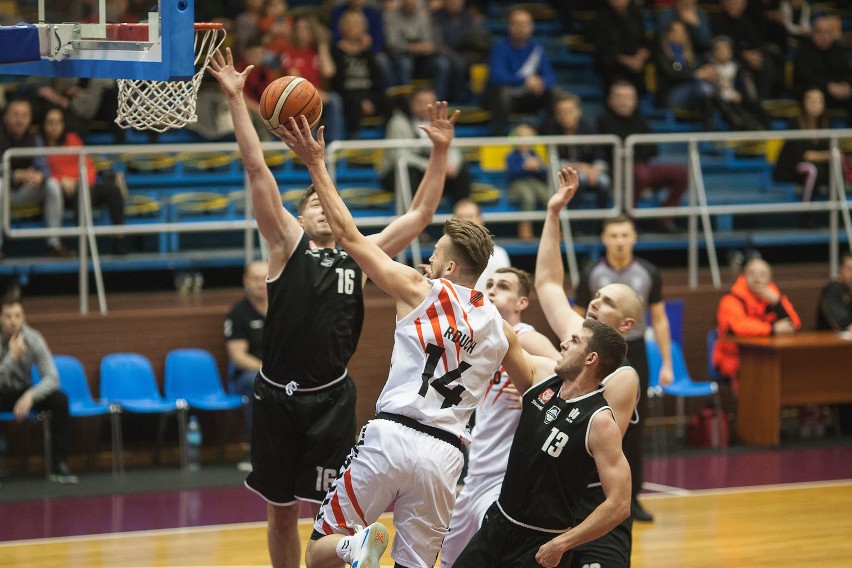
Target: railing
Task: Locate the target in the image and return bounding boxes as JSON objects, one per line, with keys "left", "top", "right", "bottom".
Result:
{"left": 3, "top": 130, "right": 850, "bottom": 313}
{"left": 625, "top": 128, "right": 852, "bottom": 287}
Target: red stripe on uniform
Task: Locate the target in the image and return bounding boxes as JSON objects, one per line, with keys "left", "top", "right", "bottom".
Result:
{"left": 330, "top": 492, "right": 353, "bottom": 534}
{"left": 425, "top": 303, "right": 447, "bottom": 372}
{"left": 344, "top": 468, "right": 366, "bottom": 526}
{"left": 322, "top": 519, "right": 334, "bottom": 535}
{"left": 441, "top": 279, "right": 475, "bottom": 342}
{"left": 437, "top": 287, "right": 461, "bottom": 364}
{"left": 414, "top": 317, "right": 426, "bottom": 351}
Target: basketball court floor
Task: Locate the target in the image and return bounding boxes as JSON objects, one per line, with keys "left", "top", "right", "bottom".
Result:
{"left": 2, "top": 442, "right": 851, "bottom": 567}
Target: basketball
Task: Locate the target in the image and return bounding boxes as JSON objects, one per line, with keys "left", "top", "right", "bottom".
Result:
{"left": 259, "top": 76, "right": 323, "bottom": 133}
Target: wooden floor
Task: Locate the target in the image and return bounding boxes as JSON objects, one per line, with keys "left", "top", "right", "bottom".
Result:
{"left": 3, "top": 481, "right": 851, "bottom": 568}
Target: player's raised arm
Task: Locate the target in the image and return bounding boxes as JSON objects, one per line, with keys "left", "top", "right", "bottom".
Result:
{"left": 372, "top": 102, "right": 459, "bottom": 256}
{"left": 535, "top": 167, "right": 584, "bottom": 340}
{"left": 208, "top": 48, "right": 301, "bottom": 273}
{"left": 281, "top": 117, "right": 431, "bottom": 313}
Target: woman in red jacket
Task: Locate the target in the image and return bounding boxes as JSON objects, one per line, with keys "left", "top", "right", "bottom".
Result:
{"left": 713, "top": 256, "right": 801, "bottom": 393}
{"left": 39, "top": 107, "right": 126, "bottom": 254}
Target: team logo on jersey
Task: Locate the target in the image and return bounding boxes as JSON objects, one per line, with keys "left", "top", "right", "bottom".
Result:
{"left": 320, "top": 255, "right": 334, "bottom": 267}
{"left": 538, "top": 388, "right": 555, "bottom": 405}
{"left": 545, "top": 406, "right": 561, "bottom": 423}
{"left": 565, "top": 408, "right": 581, "bottom": 423}
{"left": 469, "top": 290, "right": 484, "bottom": 307}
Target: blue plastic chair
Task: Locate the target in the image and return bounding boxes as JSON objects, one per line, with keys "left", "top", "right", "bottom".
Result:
{"left": 706, "top": 329, "right": 723, "bottom": 381}
{"left": 646, "top": 298, "right": 684, "bottom": 347}
{"left": 164, "top": 349, "right": 245, "bottom": 411}
{"left": 164, "top": 348, "right": 246, "bottom": 460}
{"left": 645, "top": 333, "right": 723, "bottom": 452}
{"left": 100, "top": 353, "right": 188, "bottom": 468}
{"left": 0, "top": 410, "right": 52, "bottom": 480}
{"left": 54, "top": 355, "right": 124, "bottom": 474}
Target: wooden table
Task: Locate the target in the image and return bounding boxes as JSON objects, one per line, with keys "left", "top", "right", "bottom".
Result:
{"left": 733, "top": 331, "right": 852, "bottom": 446}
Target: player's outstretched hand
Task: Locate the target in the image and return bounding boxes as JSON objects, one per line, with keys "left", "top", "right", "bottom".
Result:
{"left": 419, "top": 101, "right": 460, "bottom": 148}
{"left": 279, "top": 117, "right": 326, "bottom": 169}
{"left": 547, "top": 166, "right": 579, "bottom": 213}
{"left": 208, "top": 48, "right": 251, "bottom": 98}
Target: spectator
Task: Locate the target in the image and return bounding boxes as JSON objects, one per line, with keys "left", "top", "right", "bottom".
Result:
{"left": 224, "top": 260, "right": 268, "bottom": 472}
{"left": 711, "top": 0, "right": 782, "bottom": 98}
{"left": 593, "top": 0, "right": 651, "bottom": 95}
{"left": 747, "top": 0, "right": 790, "bottom": 55}
{"left": 0, "top": 297, "right": 77, "bottom": 484}
{"left": 653, "top": 20, "right": 717, "bottom": 128}
{"left": 779, "top": 0, "right": 812, "bottom": 46}
{"left": 231, "top": 0, "right": 266, "bottom": 61}
{"left": 505, "top": 123, "right": 549, "bottom": 240}
{"left": 37, "top": 107, "right": 127, "bottom": 255}
{"left": 431, "top": 0, "right": 490, "bottom": 103}
{"left": 792, "top": 16, "right": 852, "bottom": 113}
{"left": 817, "top": 250, "right": 852, "bottom": 332}
{"left": 713, "top": 256, "right": 801, "bottom": 393}
{"left": 542, "top": 92, "right": 612, "bottom": 210}
{"left": 329, "top": 0, "right": 393, "bottom": 90}
{"left": 656, "top": 0, "right": 713, "bottom": 55}
{"left": 597, "top": 81, "right": 688, "bottom": 231}
{"left": 330, "top": 9, "right": 393, "bottom": 139}
{"left": 279, "top": 14, "right": 345, "bottom": 142}
{"left": 817, "top": 250, "right": 852, "bottom": 434}
{"left": 383, "top": 0, "right": 450, "bottom": 100}
{"left": 236, "top": 38, "right": 279, "bottom": 142}
{"left": 773, "top": 88, "right": 833, "bottom": 220}
{"left": 258, "top": 0, "right": 291, "bottom": 56}
{"left": 0, "top": 97, "right": 72, "bottom": 257}
{"left": 706, "top": 35, "right": 768, "bottom": 131}
{"left": 452, "top": 199, "right": 510, "bottom": 291}
{"left": 484, "top": 7, "right": 555, "bottom": 135}
{"left": 381, "top": 87, "right": 472, "bottom": 206}
{"left": 573, "top": 212, "right": 674, "bottom": 523}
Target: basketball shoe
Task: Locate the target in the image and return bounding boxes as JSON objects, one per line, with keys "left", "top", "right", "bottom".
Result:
{"left": 340, "top": 522, "right": 389, "bottom": 568}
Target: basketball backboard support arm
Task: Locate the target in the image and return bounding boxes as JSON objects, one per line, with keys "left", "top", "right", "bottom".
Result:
{"left": 0, "top": 0, "right": 195, "bottom": 81}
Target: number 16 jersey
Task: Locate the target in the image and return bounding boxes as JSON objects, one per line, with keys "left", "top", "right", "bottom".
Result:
{"left": 375, "top": 278, "right": 509, "bottom": 445}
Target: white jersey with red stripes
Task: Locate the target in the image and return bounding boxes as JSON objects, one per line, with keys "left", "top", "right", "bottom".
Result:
{"left": 375, "top": 278, "right": 510, "bottom": 445}
{"left": 465, "top": 321, "right": 534, "bottom": 478}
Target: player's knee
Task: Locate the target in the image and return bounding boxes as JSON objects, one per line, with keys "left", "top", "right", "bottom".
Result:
{"left": 268, "top": 502, "right": 300, "bottom": 531}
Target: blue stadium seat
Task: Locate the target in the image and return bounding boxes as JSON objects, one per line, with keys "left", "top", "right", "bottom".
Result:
{"left": 100, "top": 353, "right": 189, "bottom": 469}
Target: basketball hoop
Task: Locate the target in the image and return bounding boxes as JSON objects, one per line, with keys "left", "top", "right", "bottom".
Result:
{"left": 115, "top": 23, "right": 226, "bottom": 133}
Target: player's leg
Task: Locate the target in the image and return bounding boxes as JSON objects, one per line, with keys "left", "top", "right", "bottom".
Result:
{"left": 243, "top": 379, "right": 305, "bottom": 567}
{"left": 268, "top": 502, "right": 302, "bottom": 568}
{"left": 391, "top": 430, "right": 464, "bottom": 568}
{"left": 307, "top": 420, "right": 399, "bottom": 568}
{"left": 440, "top": 476, "right": 503, "bottom": 568}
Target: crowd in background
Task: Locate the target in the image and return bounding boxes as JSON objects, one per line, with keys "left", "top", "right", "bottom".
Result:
{"left": 1, "top": 0, "right": 849, "bottom": 142}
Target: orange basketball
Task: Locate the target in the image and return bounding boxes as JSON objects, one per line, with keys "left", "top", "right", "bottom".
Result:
{"left": 259, "top": 76, "right": 323, "bottom": 133}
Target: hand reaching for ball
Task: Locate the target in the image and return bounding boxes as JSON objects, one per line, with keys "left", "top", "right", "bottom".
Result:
{"left": 208, "top": 48, "right": 250, "bottom": 99}
{"left": 418, "top": 101, "right": 460, "bottom": 149}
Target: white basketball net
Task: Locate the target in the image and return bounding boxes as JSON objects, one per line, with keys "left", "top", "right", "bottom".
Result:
{"left": 115, "top": 25, "right": 226, "bottom": 132}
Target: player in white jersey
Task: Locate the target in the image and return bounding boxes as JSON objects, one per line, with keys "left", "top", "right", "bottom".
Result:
{"left": 281, "top": 118, "right": 552, "bottom": 568}
{"left": 440, "top": 268, "right": 560, "bottom": 568}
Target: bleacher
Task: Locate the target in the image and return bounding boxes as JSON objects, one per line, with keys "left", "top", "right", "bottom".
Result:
{"left": 2, "top": 0, "right": 851, "bottom": 292}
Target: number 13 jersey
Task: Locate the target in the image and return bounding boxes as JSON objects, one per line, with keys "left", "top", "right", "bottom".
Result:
{"left": 375, "top": 278, "right": 509, "bottom": 445}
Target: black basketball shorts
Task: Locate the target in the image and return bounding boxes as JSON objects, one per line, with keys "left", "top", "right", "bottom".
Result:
{"left": 245, "top": 374, "right": 356, "bottom": 505}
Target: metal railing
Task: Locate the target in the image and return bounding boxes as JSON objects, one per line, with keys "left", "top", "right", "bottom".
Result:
{"left": 3, "top": 130, "right": 850, "bottom": 313}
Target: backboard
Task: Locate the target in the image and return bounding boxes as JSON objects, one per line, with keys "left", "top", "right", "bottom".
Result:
{"left": 0, "top": 0, "right": 196, "bottom": 81}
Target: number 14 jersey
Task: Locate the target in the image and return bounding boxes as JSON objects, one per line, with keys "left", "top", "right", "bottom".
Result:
{"left": 375, "top": 278, "right": 509, "bottom": 445}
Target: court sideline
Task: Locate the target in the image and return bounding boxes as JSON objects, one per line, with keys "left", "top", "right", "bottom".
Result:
{"left": 1, "top": 442, "right": 851, "bottom": 567}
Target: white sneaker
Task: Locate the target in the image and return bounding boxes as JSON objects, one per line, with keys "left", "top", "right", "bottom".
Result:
{"left": 351, "top": 522, "right": 389, "bottom": 568}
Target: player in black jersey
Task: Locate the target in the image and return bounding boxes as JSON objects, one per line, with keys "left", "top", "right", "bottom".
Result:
{"left": 535, "top": 169, "right": 644, "bottom": 568}
{"left": 453, "top": 317, "right": 631, "bottom": 568}
{"left": 209, "top": 48, "right": 455, "bottom": 568}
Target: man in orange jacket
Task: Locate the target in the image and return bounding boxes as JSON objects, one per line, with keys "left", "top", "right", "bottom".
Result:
{"left": 713, "top": 257, "right": 801, "bottom": 393}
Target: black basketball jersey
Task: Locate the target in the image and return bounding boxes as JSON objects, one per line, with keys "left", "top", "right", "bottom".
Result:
{"left": 497, "top": 376, "right": 611, "bottom": 532}
{"left": 261, "top": 231, "right": 364, "bottom": 389}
